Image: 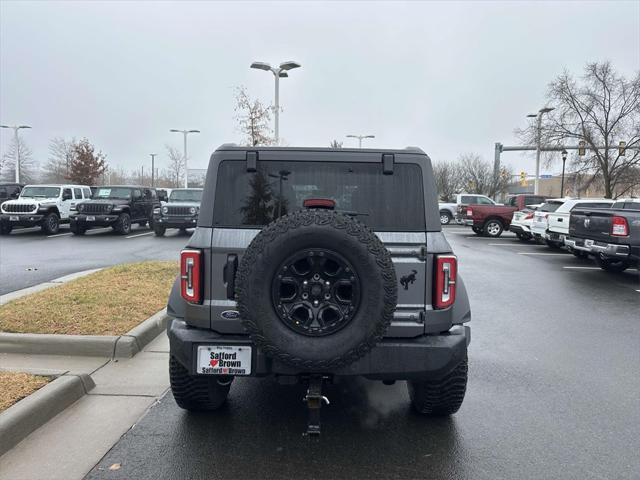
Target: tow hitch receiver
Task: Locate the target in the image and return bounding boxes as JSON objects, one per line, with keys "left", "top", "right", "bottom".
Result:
{"left": 303, "top": 375, "right": 330, "bottom": 436}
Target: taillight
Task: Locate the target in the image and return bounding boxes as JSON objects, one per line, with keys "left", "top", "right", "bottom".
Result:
{"left": 611, "top": 216, "right": 629, "bottom": 236}
{"left": 181, "top": 249, "right": 202, "bottom": 304}
{"left": 524, "top": 212, "right": 534, "bottom": 220}
{"left": 434, "top": 255, "right": 457, "bottom": 309}
{"left": 466, "top": 208, "right": 473, "bottom": 217}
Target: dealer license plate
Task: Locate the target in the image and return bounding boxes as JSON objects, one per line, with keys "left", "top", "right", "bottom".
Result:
{"left": 9, "top": 216, "right": 19, "bottom": 221}
{"left": 86, "top": 216, "right": 95, "bottom": 221}
{"left": 197, "top": 345, "right": 252, "bottom": 375}
{"left": 585, "top": 239, "right": 594, "bottom": 248}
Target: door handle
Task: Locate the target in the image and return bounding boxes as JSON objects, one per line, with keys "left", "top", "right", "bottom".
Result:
{"left": 223, "top": 254, "right": 238, "bottom": 300}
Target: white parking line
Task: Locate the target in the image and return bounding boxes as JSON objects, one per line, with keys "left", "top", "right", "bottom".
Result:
{"left": 47, "top": 232, "right": 73, "bottom": 238}
{"left": 563, "top": 266, "right": 600, "bottom": 270}
{"left": 487, "top": 243, "right": 545, "bottom": 247}
{"left": 517, "top": 252, "right": 566, "bottom": 256}
{"left": 126, "top": 231, "right": 153, "bottom": 239}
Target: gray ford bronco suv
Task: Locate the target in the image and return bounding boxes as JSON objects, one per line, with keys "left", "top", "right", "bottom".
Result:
{"left": 167, "top": 145, "right": 471, "bottom": 435}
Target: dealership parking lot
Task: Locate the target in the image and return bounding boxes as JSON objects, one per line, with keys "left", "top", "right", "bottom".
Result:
{"left": 0, "top": 225, "right": 186, "bottom": 295}
{"left": 67, "top": 226, "right": 640, "bottom": 480}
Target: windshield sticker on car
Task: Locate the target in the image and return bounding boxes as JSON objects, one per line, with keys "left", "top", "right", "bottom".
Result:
{"left": 97, "top": 189, "right": 111, "bottom": 197}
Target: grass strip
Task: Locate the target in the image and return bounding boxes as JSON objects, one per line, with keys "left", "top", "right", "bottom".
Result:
{"left": 0, "top": 371, "right": 50, "bottom": 412}
{"left": 0, "top": 261, "right": 178, "bottom": 336}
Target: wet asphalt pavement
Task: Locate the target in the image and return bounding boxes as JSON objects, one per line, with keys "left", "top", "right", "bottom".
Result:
{"left": 0, "top": 224, "right": 187, "bottom": 295}
{"left": 84, "top": 226, "right": 639, "bottom": 480}
{"left": 6, "top": 225, "right": 639, "bottom": 479}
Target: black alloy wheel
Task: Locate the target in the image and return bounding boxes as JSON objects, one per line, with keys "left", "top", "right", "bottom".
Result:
{"left": 271, "top": 249, "right": 361, "bottom": 337}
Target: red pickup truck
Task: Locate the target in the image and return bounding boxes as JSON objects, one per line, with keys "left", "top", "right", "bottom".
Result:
{"left": 460, "top": 194, "right": 546, "bottom": 237}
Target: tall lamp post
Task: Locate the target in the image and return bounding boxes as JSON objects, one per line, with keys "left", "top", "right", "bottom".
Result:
{"left": 346, "top": 134, "right": 375, "bottom": 148}
{"left": 0, "top": 124, "right": 31, "bottom": 183}
{"left": 250, "top": 60, "right": 301, "bottom": 145}
{"left": 149, "top": 154, "right": 157, "bottom": 187}
{"left": 169, "top": 129, "right": 200, "bottom": 188}
{"left": 560, "top": 149, "right": 568, "bottom": 198}
{"left": 526, "top": 107, "right": 554, "bottom": 194}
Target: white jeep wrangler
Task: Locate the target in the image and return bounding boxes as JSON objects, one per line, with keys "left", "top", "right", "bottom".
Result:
{"left": 0, "top": 184, "right": 92, "bottom": 235}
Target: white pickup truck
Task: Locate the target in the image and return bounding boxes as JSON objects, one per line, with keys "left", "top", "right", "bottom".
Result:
{"left": 438, "top": 194, "right": 496, "bottom": 225}
{"left": 0, "top": 184, "right": 92, "bottom": 235}
{"left": 531, "top": 198, "right": 614, "bottom": 248}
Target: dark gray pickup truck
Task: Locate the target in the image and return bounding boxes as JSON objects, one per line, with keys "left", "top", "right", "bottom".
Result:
{"left": 565, "top": 199, "right": 640, "bottom": 273}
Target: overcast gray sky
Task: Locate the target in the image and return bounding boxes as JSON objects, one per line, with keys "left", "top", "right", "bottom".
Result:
{"left": 1, "top": 0, "right": 639, "bottom": 178}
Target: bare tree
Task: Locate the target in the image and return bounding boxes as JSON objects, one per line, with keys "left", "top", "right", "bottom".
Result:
{"left": 455, "top": 153, "right": 512, "bottom": 198}
{"left": 0, "top": 134, "right": 38, "bottom": 183}
{"left": 42, "top": 137, "right": 76, "bottom": 183}
{"left": 165, "top": 145, "right": 185, "bottom": 188}
{"left": 433, "top": 160, "right": 462, "bottom": 201}
{"left": 517, "top": 61, "right": 640, "bottom": 198}
{"left": 329, "top": 140, "right": 343, "bottom": 148}
{"left": 234, "top": 86, "right": 274, "bottom": 146}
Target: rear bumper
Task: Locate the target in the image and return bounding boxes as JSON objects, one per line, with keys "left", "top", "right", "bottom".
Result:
{"left": 565, "top": 236, "right": 638, "bottom": 261}
{"left": 544, "top": 231, "right": 565, "bottom": 244}
{"left": 0, "top": 214, "right": 45, "bottom": 227}
{"left": 509, "top": 224, "right": 530, "bottom": 235}
{"left": 168, "top": 318, "right": 470, "bottom": 381}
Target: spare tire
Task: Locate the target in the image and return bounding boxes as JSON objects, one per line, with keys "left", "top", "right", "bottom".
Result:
{"left": 236, "top": 209, "right": 397, "bottom": 370}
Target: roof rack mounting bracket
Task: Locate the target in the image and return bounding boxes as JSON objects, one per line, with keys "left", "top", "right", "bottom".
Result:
{"left": 246, "top": 151, "right": 258, "bottom": 172}
{"left": 382, "top": 153, "right": 394, "bottom": 175}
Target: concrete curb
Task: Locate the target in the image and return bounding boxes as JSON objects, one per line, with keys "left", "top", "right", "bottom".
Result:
{"left": 0, "top": 373, "right": 95, "bottom": 457}
{"left": 0, "top": 309, "right": 169, "bottom": 358}
{"left": 0, "top": 268, "right": 103, "bottom": 306}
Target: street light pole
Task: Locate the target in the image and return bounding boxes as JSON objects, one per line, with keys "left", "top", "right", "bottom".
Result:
{"left": 346, "top": 134, "right": 375, "bottom": 148}
{"left": 560, "top": 149, "right": 567, "bottom": 197}
{"left": 250, "top": 61, "right": 301, "bottom": 145}
{"left": 170, "top": 129, "right": 200, "bottom": 188}
{"left": 150, "top": 154, "right": 157, "bottom": 187}
{"left": 526, "top": 107, "right": 554, "bottom": 195}
{"left": 0, "top": 124, "right": 32, "bottom": 183}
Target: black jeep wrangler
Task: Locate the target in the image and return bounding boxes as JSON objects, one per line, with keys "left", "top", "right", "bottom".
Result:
{"left": 70, "top": 185, "right": 160, "bottom": 235}
{"left": 167, "top": 145, "right": 471, "bottom": 435}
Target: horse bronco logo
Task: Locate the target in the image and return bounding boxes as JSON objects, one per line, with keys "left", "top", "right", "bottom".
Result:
{"left": 400, "top": 270, "right": 418, "bottom": 290}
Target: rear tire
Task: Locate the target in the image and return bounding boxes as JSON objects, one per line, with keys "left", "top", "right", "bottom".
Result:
{"left": 154, "top": 225, "right": 166, "bottom": 237}
{"left": 41, "top": 213, "right": 60, "bottom": 234}
{"left": 114, "top": 213, "right": 131, "bottom": 235}
{"left": 439, "top": 211, "right": 452, "bottom": 225}
{"left": 571, "top": 249, "right": 588, "bottom": 259}
{"left": 595, "top": 256, "right": 629, "bottom": 273}
{"left": 472, "top": 226, "right": 483, "bottom": 235}
{"left": 483, "top": 219, "right": 503, "bottom": 237}
{"left": 170, "top": 357, "right": 231, "bottom": 411}
{"left": 408, "top": 357, "right": 468, "bottom": 416}
{"left": 516, "top": 232, "right": 530, "bottom": 242}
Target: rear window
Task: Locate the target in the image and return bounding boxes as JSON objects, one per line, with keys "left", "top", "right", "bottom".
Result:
{"left": 213, "top": 160, "right": 425, "bottom": 231}
{"left": 539, "top": 201, "right": 562, "bottom": 212}
{"left": 570, "top": 202, "right": 613, "bottom": 210}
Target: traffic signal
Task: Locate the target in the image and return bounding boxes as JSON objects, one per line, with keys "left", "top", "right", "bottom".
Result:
{"left": 619, "top": 141, "right": 626, "bottom": 156}
{"left": 578, "top": 140, "right": 586, "bottom": 156}
{"left": 520, "top": 171, "right": 527, "bottom": 186}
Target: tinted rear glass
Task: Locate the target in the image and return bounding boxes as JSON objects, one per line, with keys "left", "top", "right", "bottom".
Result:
{"left": 539, "top": 201, "right": 562, "bottom": 212}
{"left": 213, "top": 161, "right": 425, "bottom": 231}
